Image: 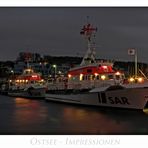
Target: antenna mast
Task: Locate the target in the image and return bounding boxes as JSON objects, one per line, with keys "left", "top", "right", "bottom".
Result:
{"left": 80, "top": 17, "right": 97, "bottom": 66}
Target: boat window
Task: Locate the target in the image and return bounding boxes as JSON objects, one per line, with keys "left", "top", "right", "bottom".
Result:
{"left": 59, "top": 78, "right": 61, "bottom": 82}
{"left": 82, "top": 75, "right": 84, "bottom": 80}
{"left": 122, "top": 75, "right": 125, "bottom": 79}
{"left": 108, "top": 74, "right": 113, "bottom": 79}
{"left": 96, "top": 75, "right": 100, "bottom": 80}
{"left": 88, "top": 75, "right": 91, "bottom": 80}
{"left": 84, "top": 75, "right": 87, "bottom": 80}
{"left": 90, "top": 75, "right": 92, "bottom": 80}
{"left": 31, "top": 81, "right": 34, "bottom": 84}
{"left": 73, "top": 76, "right": 78, "bottom": 81}
{"left": 48, "top": 79, "right": 53, "bottom": 83}
{"left": 92, "top": 75, "right": 95, "bottom": 80}
{"left": 115, "top": 75, "right": 120, "bottom": 80}
{"left": 87, "top": 69, "right": 92, "bottom": 73}
{"left": 106, "top": 85, "right": 124, "bottom": 91}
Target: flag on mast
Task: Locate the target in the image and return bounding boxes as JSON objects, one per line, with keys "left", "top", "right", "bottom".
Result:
{"left": 128, "top": 48, "right": 135, "bottom": 55}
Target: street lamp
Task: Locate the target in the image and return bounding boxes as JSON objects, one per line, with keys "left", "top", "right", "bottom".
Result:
{"left": 11, "top": 70, "right": 14, "bottom": 73}
{"left": 53, "top": 64, "right": 57, "bottom": 78}
{"left": 10, "top": 70, "right": 14, "bottom": 76}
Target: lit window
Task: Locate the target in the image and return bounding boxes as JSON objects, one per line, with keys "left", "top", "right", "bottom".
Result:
{"left": 138, "top": 77, "right": 144, "bottom": 83}
{"left": 129, "top": 77, "right": 135, "bottom": 82}
{"left": 80, "top": 74, "right": 83, "bottom": 81}
{"left": 101, "top": 75, "right": 106, "bottom": 80}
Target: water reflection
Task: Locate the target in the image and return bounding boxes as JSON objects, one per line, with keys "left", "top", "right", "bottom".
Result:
{"left": 12, "top": 97, "right": 50, "bottom": 133}
{"left": 0, "top": 95, "right": 148, "bottom": 134}
{"left": 62, "top": 107, "right": 131, "bottom": 134}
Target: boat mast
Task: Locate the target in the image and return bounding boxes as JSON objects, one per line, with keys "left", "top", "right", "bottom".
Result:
{"left": 128, "top": 48, "right": 138, "bottom": 78}
{"left": 24, "top": 53, "right": 31, "bottom": 69}
{"left": 80, "top": 17, "right": 97, "bottom": 66}
{"left": 135, "top": 49, "right": 138, "bottom": 78}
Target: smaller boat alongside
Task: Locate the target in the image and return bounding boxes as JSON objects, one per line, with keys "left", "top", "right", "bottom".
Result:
{"left": 8, "top": 68, "right": 46, "bottom": 99}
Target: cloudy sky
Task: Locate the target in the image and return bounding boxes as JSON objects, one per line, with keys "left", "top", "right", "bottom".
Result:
{"left": 0, "top": 7, "right": 148, "bottom": 63}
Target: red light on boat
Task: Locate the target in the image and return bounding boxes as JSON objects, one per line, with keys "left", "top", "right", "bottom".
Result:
{"left": 102, "top": 66, "right": 107, "bottom": 69}
{"left": 94, "top": 73, "right": 98, "bottom": 76}
{"left": 32, "top": 75, "right": 38, "bottom": 78}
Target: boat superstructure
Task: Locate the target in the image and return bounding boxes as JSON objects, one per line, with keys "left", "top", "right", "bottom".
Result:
{"left": 47, "top": 21, "right": 124, "bottom": 91}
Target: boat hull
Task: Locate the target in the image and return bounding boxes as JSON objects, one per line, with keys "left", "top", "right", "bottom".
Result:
{"left": 8, "top": 87, "right": 45, "bottom": 99}
{"left": 45, "top": 87, "right": 148, "bottom": 110}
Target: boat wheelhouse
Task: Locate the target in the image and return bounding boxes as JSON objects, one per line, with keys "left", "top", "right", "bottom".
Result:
{"left": 67, "top": 61, "right": 124, "bottom": 89}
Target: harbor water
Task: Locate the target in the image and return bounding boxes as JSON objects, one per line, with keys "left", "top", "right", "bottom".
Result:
{"left": 0, "top": 94, "right": 148, "bottom": 135}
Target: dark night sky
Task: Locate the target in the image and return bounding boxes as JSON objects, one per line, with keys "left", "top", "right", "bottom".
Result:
{"left": 0, "top": 7, "right": 148, "bottom": 63}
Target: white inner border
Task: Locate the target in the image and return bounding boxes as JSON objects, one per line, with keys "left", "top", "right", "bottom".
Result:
{"left": 0, "top": 2, "right": 147, "bottom": 148}
{"left": 0, "top": 135, "right": 147, "bottom": 148}
{"left": 0, "top": 0, "right": 148, "bottom": 6}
